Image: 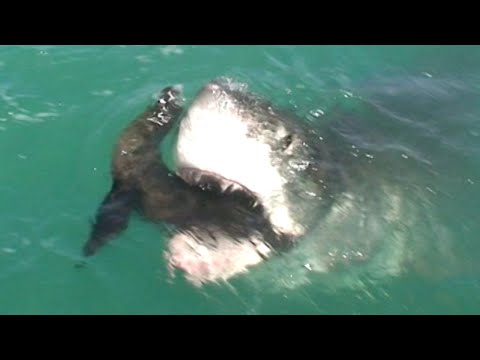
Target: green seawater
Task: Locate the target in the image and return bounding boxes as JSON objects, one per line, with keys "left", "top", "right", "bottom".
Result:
{"left": 0, "top": 45, "right": 479, "bottom": 314}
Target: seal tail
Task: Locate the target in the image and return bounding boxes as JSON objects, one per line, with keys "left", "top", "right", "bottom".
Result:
{"left": 83, "top": 180, "right": 138, "bottom": 257}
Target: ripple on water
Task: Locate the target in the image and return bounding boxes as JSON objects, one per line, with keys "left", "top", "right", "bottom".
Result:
{"left": 91, "top": 90, "right": 115, "bottom": 97}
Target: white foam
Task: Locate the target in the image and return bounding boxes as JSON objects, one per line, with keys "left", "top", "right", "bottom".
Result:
{"left": 36, "top": 112, "right": 59, "bottom": 118}
{"left": 160, "top": 45, "right": 184, "bottom": 56}
{"left": 11, "top": 113, "right": 43, "bottom": 123}
{"left": 135, "top": 55, "right": 153, "bottom": 63}
{"left": 166, "top": 232, "right": 271, "bottom": 287}
{"left": 91, "top": 90, "right": 114, "bottom": 97}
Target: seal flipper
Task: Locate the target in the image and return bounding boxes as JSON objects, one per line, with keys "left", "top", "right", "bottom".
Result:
{"left": 83, "top": 180, "right": 139, "bottom": 257}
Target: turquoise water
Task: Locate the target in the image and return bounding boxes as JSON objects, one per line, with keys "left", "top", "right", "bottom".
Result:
{"left": 1, "top": 45, "right": 479, "bottom": 314}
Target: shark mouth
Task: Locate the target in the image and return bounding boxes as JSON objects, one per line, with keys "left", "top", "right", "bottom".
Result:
{"left": 178, "top": 166, "right": 305, "bottom": 237}
{"left": 178, "top": 167, "right": 257, "bottom": 199}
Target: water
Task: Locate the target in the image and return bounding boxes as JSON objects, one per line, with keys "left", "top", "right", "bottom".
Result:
{"left": 0, "top": 45, "right": 479, "bottom": 314}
